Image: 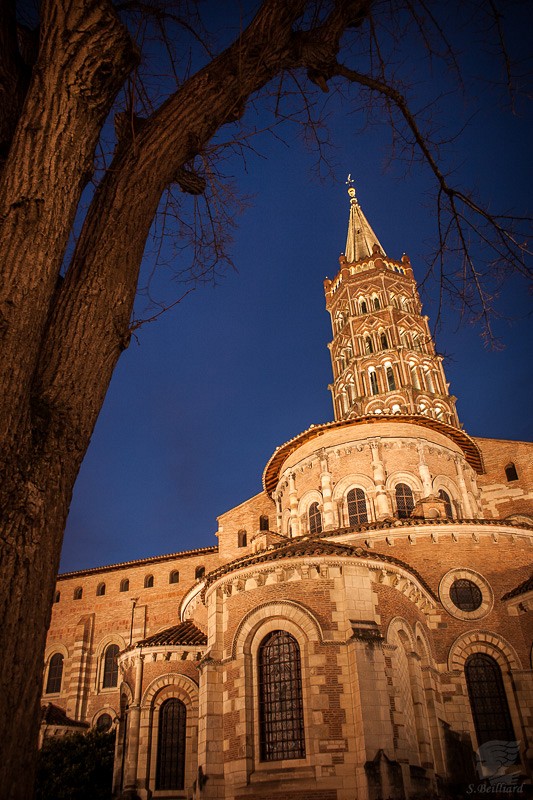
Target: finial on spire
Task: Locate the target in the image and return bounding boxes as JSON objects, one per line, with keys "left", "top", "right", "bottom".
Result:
{"left": 343, "top": 177, "right": 386, "bottom": 261}
{"left": 346, "top": 173, "right": 357, "bottom": 203}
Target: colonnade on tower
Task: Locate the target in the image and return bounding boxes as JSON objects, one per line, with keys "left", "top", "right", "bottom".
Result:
{"left": 324, "top": 181, "right": 459, "bottom": 427}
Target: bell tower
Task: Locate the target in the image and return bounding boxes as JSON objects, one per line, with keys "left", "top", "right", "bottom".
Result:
{"left": 324, "top": 180, "right": 459, "bottom": 427}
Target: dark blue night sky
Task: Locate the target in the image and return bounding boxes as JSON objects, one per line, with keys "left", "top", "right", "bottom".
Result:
{"left": 59, "top": 3, "right": 532, "bottom": 572}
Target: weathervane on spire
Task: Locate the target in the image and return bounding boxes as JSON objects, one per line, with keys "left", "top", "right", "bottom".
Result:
{"left": 346, "top": 173, "right": 357, "bottom": 203}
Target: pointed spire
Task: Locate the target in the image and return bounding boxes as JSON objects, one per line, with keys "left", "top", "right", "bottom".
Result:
{"left": 344, "top": 176, "right": 386, "bottom": 262}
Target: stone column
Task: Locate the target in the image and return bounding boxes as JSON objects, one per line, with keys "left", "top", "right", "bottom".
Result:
{"left": 455, "top": 456, "right": 473, "bottom": 517}
{"left": 288, "top": 472, "right": 300, "bottom": 536}
{"left": 417, "top": 443, "right": 433, "bottom": 495}
{"left": 405, "top": 651, "right": 435, "bottom": 779}
{"left": 319, "top": 450, "right": 336, "bottom": 529}
{"left": 370, "top": 440, "right": 391, "bottom": 518}
{"left": 122, "top": 652, "right": 144, "bottom": 795}
{"left": 66, "top": 614, "right": 94, "bottom": 721}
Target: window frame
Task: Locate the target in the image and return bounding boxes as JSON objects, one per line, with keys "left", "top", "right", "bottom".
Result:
{"left": 308, "top": 502, "right": 322, "bottom": 534}
{"left": 395, "top": 482, "right": 415, "bottom": 519}
{"left": 465, "top": 653, "right": 516, "bottom": 749}
{"left": 257, "top": 630, "right": 306, "bottom": 763}
{"left": 346, "top": 487, "right": 369, "bottom": 526}
{"left": 505, "top": 463, "right": 519, "bottom": 482}
{"left": 439, "top": 569, "right": 493, "bottom": 621}
{"left": 155, "top": 698, "right": 187, "bottom": 791}
{"left": 102, "top": 643, "right": 120, "bottom": 689}
{"left": 45, "top": 652, "right": 64, "bottom": 695}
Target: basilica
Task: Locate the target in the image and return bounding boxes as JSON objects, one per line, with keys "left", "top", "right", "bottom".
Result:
{"left": 42, "top": 186, "right": 533, "bottom": 799}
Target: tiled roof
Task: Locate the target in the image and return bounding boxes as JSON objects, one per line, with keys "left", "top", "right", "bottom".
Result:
{"left": 41, "top": 703, "right": 89, "bottom": 728}
{"left": 58, "top": 545, "right": 218, "bottom": 580}
{"left": 262, "top": 415, "right": 484, "bottom": 494}
{"left": 502, "top": 575, "right": 533, "bottom": 601}
{"left": 136, "top": 620, "right": 207, "bottom": 647}
{"left": 202, "top": 537, "right": 438, "bottom": 601}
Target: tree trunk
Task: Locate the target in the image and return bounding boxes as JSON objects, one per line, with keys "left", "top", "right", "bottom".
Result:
{"left": 0, "top": 0, "right": 368, "bottom": 795}
{"left": 0, "top": 0, "right": 137, "bottom": 796}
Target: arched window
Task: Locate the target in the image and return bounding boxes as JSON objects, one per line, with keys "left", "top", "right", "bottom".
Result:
{"left": 96, "top": 582, "right": 106, "bottom": 597}
{"left": 438, "top": 489, "right": 453, "bottom": 519}
{"left": 424, "top": 370, "right": 434, "bottom": 393}
{"left": 120, "top": 578, "right": 129, "bottom": 592}
{"left": 102, "top": 644, "right": 120, "bottom": 688}
{"left": 386, "top": 366, "right": 396, "bottom": 391}
{"left": 308, "top": 502, "right": 322, "bottom": 534}
{"left": 395, "top": 483, "right": 414, "bottom": 519}
{"left": 347, "top": 488, "right": 368, "bottom": 525}
{"left": 258, "top": 631, "right": 305, "bottom": 761}
{"left": 380, "top": 332, "right": 388, "bottom": 349}
{"left": 169, "top": 570, "right": 180, "bottom": 584}
{"left": 465, "top": 654, "right": 516, "bottom": 747}
{"left": 195, "top": 566, "right": 205, "bottom": 580}
{"left": 365, "top": 336, "right": 374, "bottom": 354}
{"left": 144, "top": 574, "right": 154, "bottom": 588}
{"left": 361, "top": 300, "right": 368, "bottom": 314}
{"left": 409, "top": 363, "right": 420, "bottom": 389}
{"left": 156, "top": 698, "right": 186, "bottom": 790}
{"left": 369, "top": 370, "right": 379, "bottom": 395}
{"left": 54, "top": 590, "right": 60, "bottom": 604}
{"left": 238, "top": 529, "right": 247, "bottom": 548}
{"left": 259, "top": 515, "right": 269, "bottom": 531}
{"left": 46, "top": 653, "right": 64, "bottom": 694}
{"left": 73, "top": 586, "right": 83, "bottom": 600}
{"left": 96, "top": 713, "right": 113, "bottom": 733}
{"left": 505, "top": 463, "right": 518, "bottom": 482}
{"left": 373, "top": 297, "right": 380, "bottom": 310}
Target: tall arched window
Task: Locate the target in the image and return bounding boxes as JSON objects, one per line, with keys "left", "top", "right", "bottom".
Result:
{"left": 365, "top": 336, "right": 374, "bottom": 354}
{"left": 238, "top": 529, "right": 247, "bottom": 547}
{"left": 96, "top": 582, "right": 106, "bottom": 596}
{"left": 308, "top": 502, "right": 322, "bottom": 534}
{"left": 361, "top": 300, "right": 368, "bottom": 314}
{"left": 347, "top": 488, "right": 368, "bottom": 525}
{"left": 102, "top": 644, "right": 119, "bottom": 688}
{"left": 465, "top": 654, "right": 516, "bottom": 747}
{"left": 144, "top": 574, "right": 154, "bottom": 588}
{"left": 438, "top": 489, "right": 453, "bottom": 519}
{"left": 259, "top": 515, "right": 269, "bottom": 531}
{"left": 424, "top": 370, "right": 434, "bottom": 393}
{"left": 373, "top": 297, "right": 380, "bottom": 310}
{"left": 73, "top": 586, "right": 83, "bottom": 600}
{"left": 395, "top": 483, "right": 414, "bottom": 519}
{"left": 258, "top": 631, "right": 305, "bottom": 762}
{"left": 369, "top": 370, "right": 379, "bottom": 395}
{"left": 46, "top": 653, "right": 64, "bottom": 694}
{"left": 386, "top": 365, "right": 396, "bottom": 391}
{"left": 156, "top": 698, "right": 186, "bottom": 790}
{"left": 505, "top": 463, "right": 518, "bottom": 482}
{"left": 380, "top": 332, "right": 388, "bottom": 349}
{"left": 409, "top": 363, "right": 420, "bottom": 389}
{"left": 120, "top": 578, "right": 129, "bottom": 592}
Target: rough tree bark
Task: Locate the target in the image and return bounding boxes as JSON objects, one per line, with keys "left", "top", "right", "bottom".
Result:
{"left": 0, "top": 0, "right": 371, "bottom": 796}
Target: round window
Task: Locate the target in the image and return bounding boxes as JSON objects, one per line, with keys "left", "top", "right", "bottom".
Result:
{"left": 96, "top": 713, "right": 113, "bottom": 733}
{"left": 439, "top": 569, "right": 492, "bottom": 620}
{"left": 449, "top": 578, "right": 482, "bottom": 611}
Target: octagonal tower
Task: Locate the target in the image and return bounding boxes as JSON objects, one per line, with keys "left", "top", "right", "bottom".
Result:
{"left": 324, "top": 180, "right": 459, "bottom": 426}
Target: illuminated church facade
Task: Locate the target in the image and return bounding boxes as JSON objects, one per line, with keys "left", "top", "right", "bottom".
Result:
{"left": 42, "top": 186, "right": 533, "bottom": 799}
